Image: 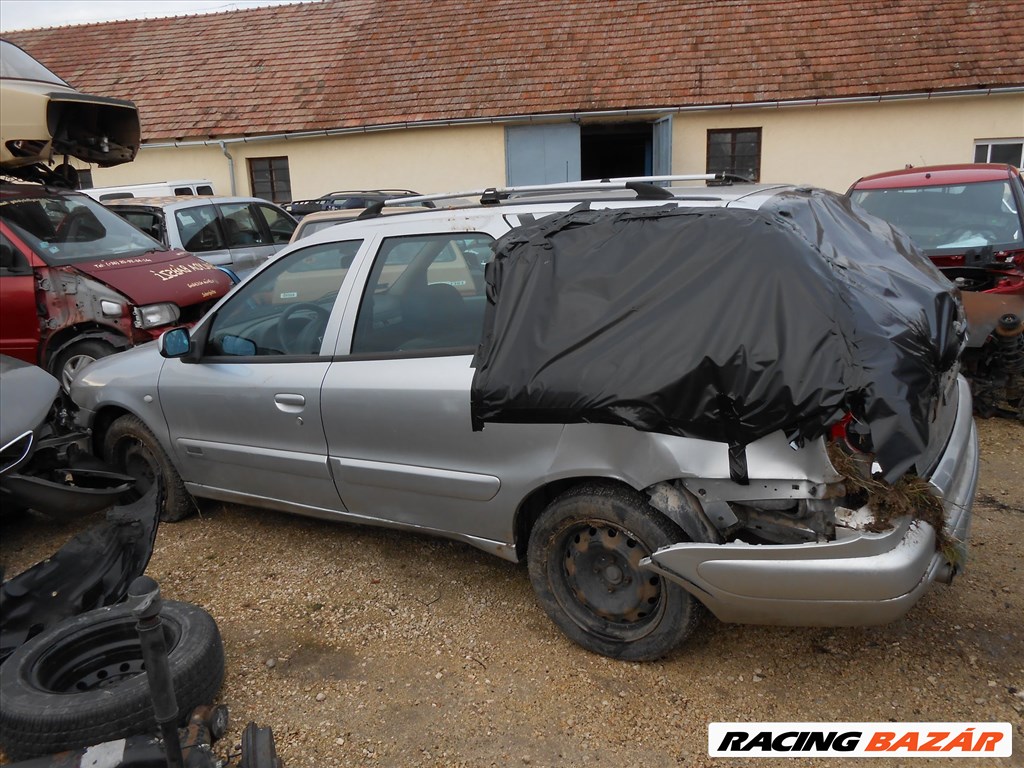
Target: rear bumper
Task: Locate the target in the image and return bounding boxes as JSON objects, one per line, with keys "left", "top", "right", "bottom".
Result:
{"left": 643, "top": 376, "right": 980, "bottom": 626}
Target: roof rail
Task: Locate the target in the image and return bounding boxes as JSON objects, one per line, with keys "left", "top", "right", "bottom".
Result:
{"left": 387, "top": 174, "right": 746, "bottom": 207}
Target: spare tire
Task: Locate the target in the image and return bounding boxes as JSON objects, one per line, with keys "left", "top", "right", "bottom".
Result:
{"left": 0, "top": 600, "right": 224, "bottom": 759}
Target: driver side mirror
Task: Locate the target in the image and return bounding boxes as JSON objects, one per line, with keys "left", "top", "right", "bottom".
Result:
{"left": 159, "top": 328, "right": 192, "bottom": 359}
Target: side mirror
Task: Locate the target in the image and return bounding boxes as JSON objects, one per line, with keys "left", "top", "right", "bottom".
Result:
{"left": 159, "top": 328, "right": 192, "bottom": 358}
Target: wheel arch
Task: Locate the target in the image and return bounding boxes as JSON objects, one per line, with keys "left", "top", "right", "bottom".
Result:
{"left": 513, "top": 475, "right": 717, "bottom": 561}
{"left": 43, "top": 324, "right": 131, "bottom": 370}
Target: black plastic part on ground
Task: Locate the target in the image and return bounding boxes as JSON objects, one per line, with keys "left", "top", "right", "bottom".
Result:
{"left": 471, "top": 190, "right": 963, "bottom": 481}
{"left": 0, "top": 481, "right": 163, "bottom": 664}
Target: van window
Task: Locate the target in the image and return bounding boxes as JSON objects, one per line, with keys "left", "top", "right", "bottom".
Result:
{"left": 197, "top": 185, "right": 214, "bottom": 196}
{"left": 173, "top": 187, "right": 193, "bottom": 195}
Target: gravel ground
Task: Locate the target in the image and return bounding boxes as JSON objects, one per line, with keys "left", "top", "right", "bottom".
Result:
{"left": 1, "top": 418, "right": 1021, "bottom": 767}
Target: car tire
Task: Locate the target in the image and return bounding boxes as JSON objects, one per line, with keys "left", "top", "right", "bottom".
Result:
{"left": 528, "top": 481, "right": 703, "bottom": 661}
{"left": 103, "top": 415, "right": 194, "bottom": 522}
{"left": 0, "top": 600, "right": 225, "bottom": 760}
{"left": 50, "top": 339, "right": 116, "bottom": 393}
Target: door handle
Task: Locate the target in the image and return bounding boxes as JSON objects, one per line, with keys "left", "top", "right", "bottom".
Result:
{"left": 274, "top": 393, "right": 305, "bottom": 413}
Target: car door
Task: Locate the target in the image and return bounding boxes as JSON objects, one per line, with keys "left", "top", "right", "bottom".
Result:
{"left": 0, "top": 229, "right": 41, "bottom": 363}
{"left": 320, "top": 226, "right": 564, "bottom": 547}
{"left": 157, "top": 238, "right": 364, "bottom": 513}
{"left": 218, "top": 202, "right": 278, "bottom": 272}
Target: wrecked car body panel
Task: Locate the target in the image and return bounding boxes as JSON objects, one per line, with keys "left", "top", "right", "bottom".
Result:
{"left": 644, "top": 375, "right": 978, "bottom": 625}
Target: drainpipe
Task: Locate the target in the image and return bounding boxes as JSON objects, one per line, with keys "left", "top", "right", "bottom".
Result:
{"left": 219, "top": 141, "right": 236, "bottom": 195}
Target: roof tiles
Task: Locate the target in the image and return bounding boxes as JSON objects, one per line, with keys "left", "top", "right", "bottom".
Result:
{"left": 5, "top": 0, "right": 1023, "bottom": 142}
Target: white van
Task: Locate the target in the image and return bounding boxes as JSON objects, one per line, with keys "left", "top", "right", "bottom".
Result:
{"left": 79, "top": 180, "right": 215, "bottom": 202}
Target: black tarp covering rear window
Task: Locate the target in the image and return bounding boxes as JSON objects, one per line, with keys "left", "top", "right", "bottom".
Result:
{"left": 470, "top": 190, "right": 963, "bottom": 481}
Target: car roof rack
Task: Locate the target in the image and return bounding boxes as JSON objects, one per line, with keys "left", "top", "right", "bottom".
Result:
{"left": 386, "top": 174, "right": 751, "bottom": 207}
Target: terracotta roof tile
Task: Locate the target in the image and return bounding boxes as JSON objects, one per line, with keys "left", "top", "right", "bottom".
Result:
{"left": 5, "top": 0, "right": 1023, "bottom": 142}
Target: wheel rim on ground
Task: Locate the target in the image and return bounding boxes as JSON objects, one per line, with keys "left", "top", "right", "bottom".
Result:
{"left": 30, "top": 619, "right": 181, "bottom": 693}
{"left": 555, "top": 519, "right": 664, "bottom": 642}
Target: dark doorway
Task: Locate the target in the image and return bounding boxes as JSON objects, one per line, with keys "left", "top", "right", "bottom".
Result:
{"left": 581, "top": 123, "right": 653, "bottom": 180}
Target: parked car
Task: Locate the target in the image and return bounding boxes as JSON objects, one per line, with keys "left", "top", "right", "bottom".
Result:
{"left": 80, "top": 179, "right": 215, "bottom": 202}
{"left": 0, "top": 183, "right": 234, "bottom": 390}
{"left": 71, "top": 177, "right": 978, "bottom": 661}
{"left": 289, "top": 205, "right": 432, "bottom": 242}
{"left": 0, "top": 39, "right": 139, "bottom": 186}
{"left": 848, "top": 163, "right": 1024, "bottom": 417}
{"left": 105, "top": 196, "right": 297, "bottom": 275}
{"left": 282, "top": 189, "right": 433, "bottom": 219}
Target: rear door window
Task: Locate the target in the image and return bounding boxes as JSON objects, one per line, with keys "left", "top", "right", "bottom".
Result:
{"left": 218, "top": 202, "right": 264, "bottom": 247}
{"left": 175, "top": 204, "right": 224, "bottom": 252}
{"left": 255, "top": 202, "right": 297, "bottom": 244}
{"left": 351, "top": 233, "right": 493, "bottom": 354}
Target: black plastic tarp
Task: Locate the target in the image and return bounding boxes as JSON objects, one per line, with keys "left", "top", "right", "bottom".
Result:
{"left": 470, "top": 190, "right": 963, "bottom": 481}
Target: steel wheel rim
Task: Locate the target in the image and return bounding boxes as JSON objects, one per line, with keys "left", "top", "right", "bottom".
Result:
{"left": 31, "top": 618, "right": 181, "bottom": 693}
{"left": 555, "top": 520, "right": 664, "bottom": 641}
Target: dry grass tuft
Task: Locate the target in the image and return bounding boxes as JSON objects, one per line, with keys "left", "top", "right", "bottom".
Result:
{"left": 827, "top": 443, "right": 953, "bottom": 558}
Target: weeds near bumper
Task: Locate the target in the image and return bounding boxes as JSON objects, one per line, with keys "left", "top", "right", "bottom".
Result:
{"left": 827, "top": 443, "right": 951, "bottom": 556}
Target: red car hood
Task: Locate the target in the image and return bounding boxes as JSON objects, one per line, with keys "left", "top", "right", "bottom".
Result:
{"left": 71, "top": 250, "right": 233, "bottom": 305}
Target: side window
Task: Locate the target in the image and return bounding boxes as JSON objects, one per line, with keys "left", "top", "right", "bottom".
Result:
{"left": 119, "top": 211, "right": 163, "bottom": 243}
{"left": 173, "top": 187, "right": 192, "bottom": 195}
{"left": 0, "top": 232, "right": 31, "bottom": 276}
{"left": 175, "top": 204, "right": 224, "bottom": 252}
{"left": 255, "top": 203, "right": 297, "bottom": 244}
{"left": 206, "top": 240, "right": 361, "bottom": 357}
{"left": 218, "top": 203, "right": 263, "bottom": 247}
{"left": 351, "top": 233, "right": 493, "bottom": 355}
{"left": 196, "top": 185, "right": 214, "bottom": 196}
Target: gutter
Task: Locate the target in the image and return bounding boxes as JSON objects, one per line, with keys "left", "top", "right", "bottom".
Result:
{"left": 140, "top": 86, "right": 1024, "bottom": 150}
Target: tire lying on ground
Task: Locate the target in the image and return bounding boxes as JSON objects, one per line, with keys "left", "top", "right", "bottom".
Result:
{"left": 0, "top": 600, "right": 224, "bottom": 759}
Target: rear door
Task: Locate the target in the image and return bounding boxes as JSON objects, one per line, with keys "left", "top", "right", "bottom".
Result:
{"left": 320, "top": 221, "right": 564, "bottom": 545}
{"left": 218, "top": 202, "right": 278, "bottom": 271}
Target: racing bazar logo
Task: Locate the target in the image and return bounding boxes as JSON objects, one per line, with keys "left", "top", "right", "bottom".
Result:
{"left": 708, "top": 723, "right": 1012, "bottom": 758}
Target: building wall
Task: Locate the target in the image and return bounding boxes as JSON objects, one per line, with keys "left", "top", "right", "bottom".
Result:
{"left": 85, "top": 124, "right": 507, "bottom": 200}
{"left": 83, "top": 93, "right": 1022, "bottom": 198}
{"left": 674, "top": 93, "right": 1023, "bottom": 192}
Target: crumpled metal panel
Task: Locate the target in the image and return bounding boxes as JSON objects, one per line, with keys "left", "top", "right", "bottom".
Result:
{"left": 471, "top": 190, "right": 963, "bottom": 481}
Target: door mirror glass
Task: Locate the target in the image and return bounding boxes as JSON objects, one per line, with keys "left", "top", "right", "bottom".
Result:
{"left": 159, "top": 327, "right": 191, "bottom": 358}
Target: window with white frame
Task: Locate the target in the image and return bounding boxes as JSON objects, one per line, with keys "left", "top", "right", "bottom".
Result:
{"left": 974, "top": 139, "right": 1023, "bottom": 167}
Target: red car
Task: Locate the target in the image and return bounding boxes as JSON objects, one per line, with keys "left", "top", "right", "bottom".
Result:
{"left": 0, "top": 183, "right": 234, "bottom": 390}
{"left": 848, "top": 163, "right": 1024, "bottom": 417}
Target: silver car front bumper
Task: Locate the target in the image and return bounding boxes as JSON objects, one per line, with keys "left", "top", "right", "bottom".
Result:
{"left": 643, "top": 376, "right": 979, "bottom": 626}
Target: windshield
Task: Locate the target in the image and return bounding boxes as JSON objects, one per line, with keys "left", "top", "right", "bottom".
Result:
{"left": 0, "top": 191, "right": 165, "bottom": 264}
{"left": 851, "top": 180, "right": 1023, "bottom": 253}
{"left": 0, "top": 40, "right": 69, "bottom": 86}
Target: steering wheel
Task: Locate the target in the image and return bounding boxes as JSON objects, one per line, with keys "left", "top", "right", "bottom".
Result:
{"left": 274, "top": 302, "right": 331, "bottom": 354}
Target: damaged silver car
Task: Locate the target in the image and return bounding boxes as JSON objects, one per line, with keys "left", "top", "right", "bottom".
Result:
{"left": 70, "top": 177, "right": 980, "bottom": 660}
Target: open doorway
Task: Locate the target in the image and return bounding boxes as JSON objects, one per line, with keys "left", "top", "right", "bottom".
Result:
{"left": 581, "top": 123, "right": 653, "bottom": 180}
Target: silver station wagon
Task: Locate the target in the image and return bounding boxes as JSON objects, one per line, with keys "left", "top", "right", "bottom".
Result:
{"left": 72, "top": 177, "right": 979, "bottom": 660}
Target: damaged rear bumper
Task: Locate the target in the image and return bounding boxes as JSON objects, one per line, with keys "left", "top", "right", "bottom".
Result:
{"left": 642, "top": 376, "right": 980, "bottom": 627}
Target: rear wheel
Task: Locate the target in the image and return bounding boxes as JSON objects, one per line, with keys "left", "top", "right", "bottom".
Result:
{"left": 103, "top": 415, "right": 194, "bottom": 522}
{"left": 50, "top": 339, "right": 116, "bottom": 393}
{"left": 528, "top": 482, "right": 703, "bottom": 661}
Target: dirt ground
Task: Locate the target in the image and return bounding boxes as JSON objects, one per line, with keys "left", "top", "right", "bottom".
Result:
{"left": 1, "top": 418, "right": 1021, "bottom": 767}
